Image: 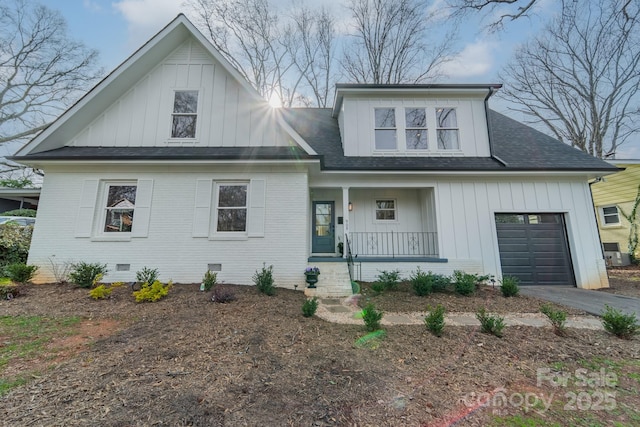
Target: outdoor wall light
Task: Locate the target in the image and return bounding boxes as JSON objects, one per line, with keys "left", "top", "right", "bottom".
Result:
{"left": 348, "top": 202, "right": 353, "bottom": 211}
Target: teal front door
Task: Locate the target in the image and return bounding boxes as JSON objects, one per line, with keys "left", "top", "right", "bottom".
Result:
{"left": 312, "top": 201, "right": 335, "bottom": 254}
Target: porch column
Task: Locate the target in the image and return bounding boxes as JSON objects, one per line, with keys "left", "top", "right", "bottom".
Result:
{"left": 342, "top": 187, "right": 350, "bottom": 259}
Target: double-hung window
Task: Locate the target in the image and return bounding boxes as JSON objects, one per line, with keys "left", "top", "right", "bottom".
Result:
{"left": 216, "top": 184, "right": 248, "bottom": 232}
{"left": 171, "top": 90, "right": 198, "bottom": 138}
{"left": 375, "top": 199, "right": 396, "bottom": 221}
{"left": 104, "top": 184, "right": 137, "bottom": 233}
{"left": 436, "top": 107, "right": 460, "bottom": 150}
{"left": 405, "top": 108, "right": 428, "bottom": 150}
{"left": 601, "top": 206, "right": 620, "bottom": 226}
{"left": 374, "top": 108, "right": 397, "bottom": 150}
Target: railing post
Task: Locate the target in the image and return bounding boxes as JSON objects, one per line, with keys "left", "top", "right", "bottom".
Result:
{"left": 391, "top": 230, "right": 395, "bottom": 258}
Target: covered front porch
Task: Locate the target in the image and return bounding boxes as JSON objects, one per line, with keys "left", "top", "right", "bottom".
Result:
{"left": 309, "top": 186, "right": 442, "bottom": 262}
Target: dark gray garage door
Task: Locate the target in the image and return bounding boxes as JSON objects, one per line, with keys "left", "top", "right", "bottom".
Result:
{"left": 495, "top": 213, "right": 575, "bottom": 286}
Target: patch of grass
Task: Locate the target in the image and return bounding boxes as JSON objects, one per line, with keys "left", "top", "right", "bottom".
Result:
{"left": 0, "top": 377, "right": 28, "bottom": 396}
{"left": 0, "top": 277, "right": 12, "bottom": 285}
{"left": 0, "top": 315, "right": 82, "bottom": 394}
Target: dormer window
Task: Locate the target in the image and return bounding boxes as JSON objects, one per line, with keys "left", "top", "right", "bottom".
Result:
{"left": 436, "top": 108, "right": 459, "bottom": 150}
{"left": 405, "top": 108, "right": 428, "bottom": 150}
{"left": 374, "top": 108, "right": 397, "bottom": 150}
{"left": 171, "top": 90, "right": 198, "bottom": 138}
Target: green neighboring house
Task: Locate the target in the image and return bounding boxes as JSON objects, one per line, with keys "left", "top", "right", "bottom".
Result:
{"left": 591, "top": 160, "right": 640, "bottom": 265}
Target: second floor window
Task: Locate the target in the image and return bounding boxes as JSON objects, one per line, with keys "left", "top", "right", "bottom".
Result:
{"left": 171, "top": 90, "right": 198, "bottom": 138}
{"left": 374, "top": 108, "right": 397, "bottom": 150}
{"left": 436, "top": 107, "right": 459, "bottom": 150}
{"left": 405, "top": 108, "right": 428, "bottom": 150}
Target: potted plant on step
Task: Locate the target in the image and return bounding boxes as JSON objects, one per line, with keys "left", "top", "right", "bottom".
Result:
{"left": 304, "top": 266, "right": 320, "bottom": 288}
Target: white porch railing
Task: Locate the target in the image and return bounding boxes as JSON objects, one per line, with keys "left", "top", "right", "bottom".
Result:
{"left": 349, "top": 231, "right": 438, "bottom": 258}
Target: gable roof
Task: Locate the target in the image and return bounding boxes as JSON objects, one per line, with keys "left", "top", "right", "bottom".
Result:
{"left": 280, "top": 108, "right": 618, "bottom": 173}
{"left": 14, "top": 14, "right": 313, "bottom": 157}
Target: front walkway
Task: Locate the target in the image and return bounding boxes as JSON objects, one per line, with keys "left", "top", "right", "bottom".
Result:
{"left": 519, "top": 286, "right": 640, "bottom": 318}
{"left": 316, "top": 297, "right": 604, "bottom": 330}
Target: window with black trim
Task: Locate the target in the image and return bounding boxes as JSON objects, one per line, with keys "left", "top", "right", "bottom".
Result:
{"left": 104, "top": 184, "right": 137, "bottom": 232}
{"left": 216, "top": 184, "right": 248, "bottom": 232}
{"left": 375, "top": 199, "right": 396, "bottom": 221}
{"left": 171, "top": 90, "right": 198, "bottom": 138}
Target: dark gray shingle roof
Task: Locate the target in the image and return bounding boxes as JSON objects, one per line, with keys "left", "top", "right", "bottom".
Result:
{"left": 281, "top": 108, "right": 617, "bottom": 172}
{"left": 11, "top": 146, "right": 312, "bottom": 161}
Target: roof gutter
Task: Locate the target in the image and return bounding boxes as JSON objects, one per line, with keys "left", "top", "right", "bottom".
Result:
{"left": 484, "top": 87, "right": 508, "bottom": 167}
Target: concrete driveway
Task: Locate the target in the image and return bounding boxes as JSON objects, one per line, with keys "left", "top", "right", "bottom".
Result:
{"left": 520, "top": 286, "right": 640, "bottom": 318}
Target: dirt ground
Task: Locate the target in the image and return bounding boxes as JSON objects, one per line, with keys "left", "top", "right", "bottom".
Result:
{"left": 1, "top": 275, "right": 639, "bottom": 427}
{"left": 601, "top": 268, "right": 640, "bottom": 298}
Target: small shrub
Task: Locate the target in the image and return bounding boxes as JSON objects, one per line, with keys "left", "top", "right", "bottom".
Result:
{"left": 133, "top": 280, "right": 172, "bottom": 302}
{"left": 0, "top": 222, "right": 33, "bottom": 266}
{"left": 431, "top": 273, "right": 451, "bottom": 293}
{"left": 362, "top": 302, "right": 383, "bottom": 332}
{"left": 253, "top": 263, "right": 275, "bottom": 296}
{"left": 0, "top": 284, "right": 20, "bottom": 300}
{"left": 302, "top": 297, "right": 319, "bottom": 317}
{"left": 476, "top": 308, "right": 505, "bottom": 337}
{"left": 377, "top": 269, "right": 400, "bottom": 291}
{"left": 202, "top": 270, "right": 218, "bottom": 291}
{"left": 601, "top": 305, "right": 639, "bottom": 339}
{"left": 370, "top": 281, "right": 385, "bottom": 295}
{"left": 500, "top": 276, "right": 520, "bottom": 297}
{"left": 425, "top": 304, "right": 446, "bottom": 337}
{"left": 69, "top": 262, "right": 108, "bottom": 289}
{"left": 47, "top": 256, "right": 72, "bottom": 284}
{"left": 453, "top": 271, "right": 476, "bottom": 296}
{"left": 211, "top": 285, "right": 236, "bottom": 303}
{"left": 135, "top": 267, "right": 159, "bottom": 285}
{"left": 89, "top": 284, "right": 113, "bottom": 300}
{"left": 540, "top": 303, "right": 567, "bottom": 336}
{"left": 410, "top": 267, "right": 432, "bottom": 296}
{"left": 4, "top": 263, "right": 38, "bottom": 284}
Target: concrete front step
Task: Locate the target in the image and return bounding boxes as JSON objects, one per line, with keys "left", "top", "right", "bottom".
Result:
{"left": 304, "top": 261, "right": 353, "bottom": 297}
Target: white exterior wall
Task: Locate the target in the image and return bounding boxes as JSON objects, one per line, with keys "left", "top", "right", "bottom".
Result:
{"left": 311, "top": 174, "right": 608, "bottom": 289}
{"left": 68, "top": 39, "right": 282, "bottom": 148}
{"left": 29, "top": 165, "right": 309, "bottom": 288}
{"left": 339, "top": 95, "right": 490, "bottom": 157}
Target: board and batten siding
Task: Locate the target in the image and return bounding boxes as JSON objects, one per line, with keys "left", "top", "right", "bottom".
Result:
{"left": 433, "top": 178, "right": 608, "bottom": 289}
{"left": 28, "top": 167, "right": 309, "bottom": 287}
{"left": 312, "top": 174, "right": 608, "bottom": 289}
{"left": 339, "top": 96, "right": 490, "bottom": 157}
{"left": 68, "top": 39, "right": 282, "bottom": 148}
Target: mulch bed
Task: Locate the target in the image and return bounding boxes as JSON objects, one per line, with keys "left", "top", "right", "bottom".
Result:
{"left": 1, "top": 281, "right": 639, "bottom": 426}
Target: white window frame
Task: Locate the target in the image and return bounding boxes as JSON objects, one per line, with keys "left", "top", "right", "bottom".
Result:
{"left": 214, "top": 182, "right": 249, "bottom": 234}
{"left": 404, "top": 107, "right": 428, "bottom": 151}
{"left": 374, "top": 199, "right": 397, "bottom": 222}
{"left": 600, "top": 205, "right": 621, "bottom": 227}
{"left": 101, "top": 182, "right": 137, "bottom": 235}
{"left": 374, "top": 107, "right": 397, "bottom": 151}
{"left": 169, "top": 89, "right": 200, "bottom": 141}
{"left": 435, "top": 107, "right": 460, "bottom": 150}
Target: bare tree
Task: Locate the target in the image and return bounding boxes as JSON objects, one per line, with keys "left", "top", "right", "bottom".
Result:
{"left": 0, "top": 0, "right": 102, "bottom": 177}
{"left": 342, "top": 0, "right": 454, "bottom": 84}
{"left": 285, "top": 5, "right": 337, "bottom": 108}
{"left": 499, "top": 0, "right": 640, "bottom": 158}
{"left": 187, "top": 0, "right": 293, "bottom": 105}
{"left": 0, "top": 0, "right": 102, "bottom": 147}
{"left": 446, "top": 0, "right": 540, "bottom": 30}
